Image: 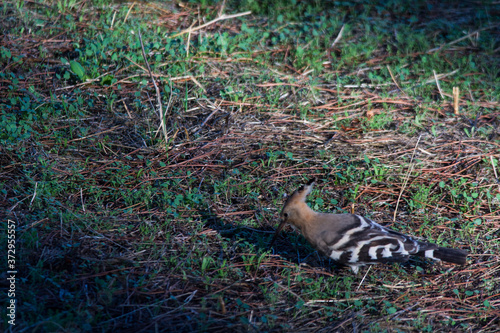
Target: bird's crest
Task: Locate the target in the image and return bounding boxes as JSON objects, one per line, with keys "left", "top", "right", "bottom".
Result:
{"left": 286, "top": 178, "right": 316, "bottom": 205}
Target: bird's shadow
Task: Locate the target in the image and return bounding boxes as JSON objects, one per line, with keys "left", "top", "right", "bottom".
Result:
{"left": 197, "top": 208, "right": 347, "bottom": 274}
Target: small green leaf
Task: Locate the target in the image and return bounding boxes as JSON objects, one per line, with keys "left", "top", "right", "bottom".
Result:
{"left": 101, "top": 74, "right": 114, "bottom": 86}
{"left": 387, "top": 307, "right": 397, "bottom": 314}
{"left": 70, "top": 60, "right": 86, "bottom": 81}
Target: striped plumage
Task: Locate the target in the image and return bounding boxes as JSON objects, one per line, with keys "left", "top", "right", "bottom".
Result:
{"left": 271, "top": 179, "right": 468, "bottom": 273}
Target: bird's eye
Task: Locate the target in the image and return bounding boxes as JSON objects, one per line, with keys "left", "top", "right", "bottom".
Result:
{"left": 283, "top": 212, "right": 288, "bottom": 218}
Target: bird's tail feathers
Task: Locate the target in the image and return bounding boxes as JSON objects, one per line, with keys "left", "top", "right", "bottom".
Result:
{"left": 422, "top": 246, "right": 468, "bottom": 265}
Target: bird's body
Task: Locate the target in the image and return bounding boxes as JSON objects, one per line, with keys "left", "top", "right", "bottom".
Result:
{"left": 271, "top": 179, "right": 468, "bottom": 273}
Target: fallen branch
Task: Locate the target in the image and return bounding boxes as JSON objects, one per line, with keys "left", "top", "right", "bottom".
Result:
{"left": 172, "top": 11, "right": 252, "bottom": 37}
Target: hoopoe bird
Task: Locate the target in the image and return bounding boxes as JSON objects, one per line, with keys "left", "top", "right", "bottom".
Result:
{"left": 270, "top": 179, "right": 468, "bottom": 273}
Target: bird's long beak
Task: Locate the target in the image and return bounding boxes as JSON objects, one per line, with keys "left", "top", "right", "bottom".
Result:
{"left": 269, "top": 220, "right": 287, "bottom": 249}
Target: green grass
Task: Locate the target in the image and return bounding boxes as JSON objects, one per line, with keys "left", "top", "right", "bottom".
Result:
{"left": 1, "top": 0, "right": 499, "bottom": 331}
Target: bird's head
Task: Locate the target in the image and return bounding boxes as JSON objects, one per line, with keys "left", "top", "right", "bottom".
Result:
{"left": 270, "top": 178, "right": 316, "bottom": 247}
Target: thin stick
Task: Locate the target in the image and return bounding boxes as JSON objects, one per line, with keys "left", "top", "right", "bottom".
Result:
{"left": 422, "top": 69, "right": 459, "bottom": 85}
{"left": 306, "top": 295, "right": 385, "bottom": 305}
{"left": 172, "top": 11, "right": 252, "bottom": 37}
{"left": 393, "top": 135, "right": 422, "bottom": 221}
{"left": 155, "top": 79, "right": 173, "bottom": 139}
{"left": 218, "top": 0, "right": 227, "bottom": 17}
{"left": 80, "top": 188, "right": 85, "bottom": 213}
{"left": 125, "top": 55, "right": 148, "bottom": 72}
{"left": 190, "top": 76, "right": 207, "bottom": 93}
{"left": 387, "top": 65, "right": 409, "bottom": 98}
{"left": 356, "top": 266, "right": 371, "bottom": 291}
{"left": 427, "top": 24, "right": 499, "bottom": 53}
{"left": 30, "top": 182, "right": 38, "bottom": 207}
{"left": 491, "top": 156, "right": 500, "bottom": 193}
{"left": 68, "top": 125, "right": 121, "bottom": 142}
{"left": 137, "top": 30, "right": 168, "bottom": 145}
{"left": 275, "top": 282, "right": 305, "bottom": 302}
{"left": 124, "top": 2, "right": 135, "bottom": 24}
{"left": 491, "top": 156, "right": 499, "bottom": 179}
{"left": 110, "top": 10, "right": 117, "bottom": 30}
{"left": 195, "top": 100, "right": 223, "bottom": 134}
{"left": 453, "top": 87, "right": 460, "bottom": 115}
{"left": 433, "top": 70, "right": 444, "bottom": 99}
{"left": 122, "top": 100, "right": 132, "bottom": 119}
{"left": 331, "top": 24, "right": 345, "bottom": 48}
{"left": 186, "top": 21, "right": 195, "bottom": 57}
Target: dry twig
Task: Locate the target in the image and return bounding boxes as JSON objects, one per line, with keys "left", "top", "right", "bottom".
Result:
{"left": 173, "top": 11, "right": 252, "bottom": 37}
{"left": 137, "top": 29, "right": 168, "bottom": 145}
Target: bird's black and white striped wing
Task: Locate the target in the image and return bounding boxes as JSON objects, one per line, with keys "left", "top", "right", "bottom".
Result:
{"left": 320, "top": 215, "right": 435, "bottom": 273}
